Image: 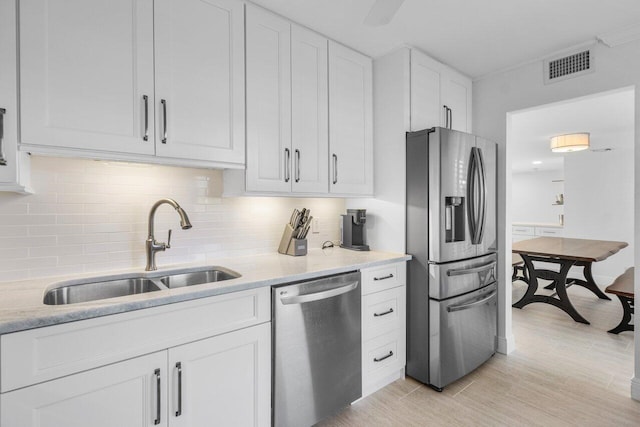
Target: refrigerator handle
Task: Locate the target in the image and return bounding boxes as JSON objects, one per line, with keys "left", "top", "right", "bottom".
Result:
{"left": 467, "top": 148, "right": 477, "bottom": 242}
{"left": 476, "top": 147, "right": 487, "bottom": 244}
{"left": 447, "top": 290, "right": 496, "bottom": 312}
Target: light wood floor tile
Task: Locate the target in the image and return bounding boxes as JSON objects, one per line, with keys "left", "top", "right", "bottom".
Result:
{"left": 319, "top": 280, "right": 639, "bottom": 426}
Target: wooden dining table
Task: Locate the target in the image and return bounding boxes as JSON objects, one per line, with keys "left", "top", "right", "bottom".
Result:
{"left": 511, "top": 237, "right": 628, "bottom": 324}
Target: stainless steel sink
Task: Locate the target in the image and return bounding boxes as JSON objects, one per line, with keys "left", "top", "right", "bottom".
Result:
{"left": 159, "top": 267, "right": 241, "bottom": 288}
{"left": 43, "top": 277, "right": 162, "bottom": 305}
{"left": 43, "top": 266, "right": 241, "bottom": 305}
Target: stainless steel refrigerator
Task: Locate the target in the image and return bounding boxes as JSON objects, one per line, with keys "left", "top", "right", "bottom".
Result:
{"left": 406, "top": 127, "right": 498, "bottom": 391}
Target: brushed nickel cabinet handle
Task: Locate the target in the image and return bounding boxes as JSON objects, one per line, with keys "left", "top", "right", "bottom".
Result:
{"left": 154, "top": 368, "right": 161, "bottom": 425}
{"left": 142, "top": 95, "right": 149, "bottom": 141}
{"left": 373, "top": 273, "right": 394, "bottom": 281}
{"left": 284, "top": 148, "right": 291, "bottom": 182}
{"left": 332, "top": 154, "right": 338, "bottom": 184}
{"left": 443, "top": 105, "right": 448, "bottom": 128}
{"left": 175, "top": 362, "right": 183, "bottom": 417}
{"left": 161, "top": 99, "right": 168, "bottom": 144}
{"left": 0, "top": 108, "right": 7, "bottom": 166}
{"left": 295, "top": 149, "right": 300, "bottom": 182}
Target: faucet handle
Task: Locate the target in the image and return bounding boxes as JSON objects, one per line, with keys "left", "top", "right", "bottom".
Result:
{"left": 166, "top": 229, "right": 172, "bottom": 249}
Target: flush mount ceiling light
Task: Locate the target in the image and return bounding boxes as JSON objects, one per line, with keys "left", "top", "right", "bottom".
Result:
{"left": 532, "top": 160, "right": 542, "bottom": 165}
{"left": 550, "top": 133, "right": 590, "bottom": 153}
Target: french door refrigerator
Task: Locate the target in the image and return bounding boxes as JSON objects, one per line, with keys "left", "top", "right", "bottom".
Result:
{"left": 406, "top": 127, "right": 498, "bottom": 391}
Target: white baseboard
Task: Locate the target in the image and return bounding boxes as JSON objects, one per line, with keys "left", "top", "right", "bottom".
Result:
{"left": 496, "top": 334, "right": 515, "bottom": 355}
{"left": 631, "top": 377, "right": 640, "bottom": 401}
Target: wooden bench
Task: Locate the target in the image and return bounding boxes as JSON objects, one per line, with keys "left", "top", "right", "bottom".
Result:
{"left": 605, "top": 267, "right": 634, "bottom": 334}
{"left": 512, "top": 253, "right": 528, "bottom": 283}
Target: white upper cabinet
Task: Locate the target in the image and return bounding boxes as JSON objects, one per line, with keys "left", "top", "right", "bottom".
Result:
{"left": 245, "top": 7, "right": 329, "bottom": 195}
{"left": 410, "top": 50, "right": 442, "bottom": 132}
{"left": 441, "top": 68, "right": 472, "bottom": 133}
{"left": 245, "top": 6, "right": 292, "bottom": 193}
{"left": 291, "top": 25, "right": 329, "bottom": 194}
{"left": 0, "top": 0, "right": 30, "bottom": 193}
{"left": 328, "top": 42, "right": 373, "bottom": 196}
{"left": 154, "top": 0, "right": 244, "bottom": 164}
{"left": 410, "top": 49, "right": 472, "bottom": 133}
{"left": 17, "top": 0, "right": 244, "bottom": 167}
{"left": 19, "top": 0, "right": 156, "bottom": 155}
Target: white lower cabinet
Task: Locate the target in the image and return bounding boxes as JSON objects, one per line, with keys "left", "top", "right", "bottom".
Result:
{"left": 0, "top": 288, "right": 271, "bottom": 426}
{"left": 2, "top": 351, "right": 168, "bottom": 427}
{"left": 1, "top": 324, "right": 270, "bottom": 427}
{"left": 360, "top": 262, "right": 407, "bottom": 397}
{"left": 168, "top": 323, "right": 271, "bottom": 427}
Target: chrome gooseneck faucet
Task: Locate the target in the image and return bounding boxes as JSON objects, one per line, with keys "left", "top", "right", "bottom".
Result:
{"left": 146, "top": 198, "right": 192, "bottom": 271}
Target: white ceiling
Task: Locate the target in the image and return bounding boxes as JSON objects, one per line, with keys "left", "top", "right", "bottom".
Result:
{"left": 510, "top": 88, "right": 634, "bottom": 173}
{"left": 249, "top": 0, "right": 640, "bottom": 78}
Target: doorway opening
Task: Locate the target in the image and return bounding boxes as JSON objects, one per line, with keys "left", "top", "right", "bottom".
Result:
{"left": 506, "top": 86, "right": 635, "bottom": 398}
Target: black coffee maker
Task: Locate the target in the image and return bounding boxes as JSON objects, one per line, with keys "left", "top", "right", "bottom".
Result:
{"left": 340, "top": 209, "right": 370, "bottom": 251}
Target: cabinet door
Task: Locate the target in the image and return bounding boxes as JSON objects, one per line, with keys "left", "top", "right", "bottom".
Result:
{"left": 245, "top": 6, "right": 292, "bottom": 193}
{"left": 328, "top": 42, "right": 373, "bottom": 195}
{"left": 410, "top": 50, "right": 443, "bottom": 131}
{"left": 168, "top": 323, "right": 271, "bottom": 427}
{"left": 291, "top": 26, "right": 329, "bottom": 194}
{"left": 19, "top": 0, "right": 155, "bottom": 155}
{"left": 1, "top": 351, "right": 167, "bottom": 427}
{"left": 441, "top": 68, "right": 472, "bottom": 133}
{"left": 0, "top": 0, "right": 29, "bottom": 193}
{"left": 154, "top": 0, "right": 244, "bottom": 164}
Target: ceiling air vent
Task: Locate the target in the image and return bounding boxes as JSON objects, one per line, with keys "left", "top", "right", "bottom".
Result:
{"left": 544, "top": 49, "right": 594, "bottom": 84}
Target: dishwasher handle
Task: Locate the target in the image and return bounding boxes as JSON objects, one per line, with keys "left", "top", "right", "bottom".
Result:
{"left": 279, "top": 281, "right": 359, "bottom": 305}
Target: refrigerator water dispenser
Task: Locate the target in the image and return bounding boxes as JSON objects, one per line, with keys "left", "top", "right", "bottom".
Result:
{"left": 445, "top": 196, "right": 465, "bottom": 242}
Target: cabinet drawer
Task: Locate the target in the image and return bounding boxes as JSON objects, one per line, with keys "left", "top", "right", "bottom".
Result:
{"left": 512, "top": 226, "right": 534, "bottom": 236}
{"left": 362, "top": 331, "right": 406, "bottom": 390}
{"left": 535, "top": 226, "right": 564, "bottom": 237}
{"left": 362, "top": 286, "right": 405, "bottom": 341}
{"left": 1, "top": 287, "right": 270, "bottom": 392}
{"left": 361, "top": 262, "right": 406, "bottom": 295}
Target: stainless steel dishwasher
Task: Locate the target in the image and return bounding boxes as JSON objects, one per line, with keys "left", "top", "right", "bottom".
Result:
{"left": 273, "top": 271, "right": 362, "bottom": 427}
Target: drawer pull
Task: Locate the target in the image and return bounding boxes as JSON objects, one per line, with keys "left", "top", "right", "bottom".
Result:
{"left": 373, "top": 308, "right": 394, "bottom": 317}
{"left": 373, "top": 273, "right": 394, "bottom": 281}
{"left": 374, "top": 351, "right": 394, "bottom": 363}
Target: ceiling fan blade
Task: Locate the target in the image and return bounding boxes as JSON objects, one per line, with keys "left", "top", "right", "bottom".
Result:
{"left": 364, "top": 0, "right": 406, "bottom": 27}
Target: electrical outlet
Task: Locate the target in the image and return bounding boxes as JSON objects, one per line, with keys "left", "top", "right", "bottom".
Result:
{"left": 312, "top": 217, "right": 320, "bottom": 234}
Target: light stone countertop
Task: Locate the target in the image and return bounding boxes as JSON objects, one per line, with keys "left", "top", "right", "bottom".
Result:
{"left": 0, "top": 248, "right": 410, "bottom": 335}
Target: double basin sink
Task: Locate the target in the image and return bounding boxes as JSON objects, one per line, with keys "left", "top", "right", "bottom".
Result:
{"left": 43, "top": 266, "right": 241, "bottom": 306}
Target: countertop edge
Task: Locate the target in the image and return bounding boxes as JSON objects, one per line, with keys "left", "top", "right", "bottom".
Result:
{"left": 0, "top": 252, "right": 411, "bottom": 335}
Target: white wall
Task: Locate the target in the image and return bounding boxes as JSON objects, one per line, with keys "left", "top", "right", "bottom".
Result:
{"left": 473, "top": 40, "right": 639, "bottom": 399}
{"left": 0, "top": 156, "right": 344, "bottom": 282}
{"left": 346, "top": 48, "right": 410, "bottom": 253}
{"left": 512, "top": 170, "right": 564, "bottom": 225}
{"left": 564, "top": 147, "right": 634, "bottom": 279}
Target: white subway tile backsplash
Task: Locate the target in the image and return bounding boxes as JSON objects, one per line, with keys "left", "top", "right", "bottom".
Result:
{"left": 0, "top": 156, "right": 345, "bottom": 282}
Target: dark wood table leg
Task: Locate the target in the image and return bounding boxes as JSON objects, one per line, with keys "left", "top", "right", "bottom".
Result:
{"left": 512, "top": 255, "right": 590, "bottom": 324}
{"left": 608, "top": 295, "right": 634, "bottom": 334}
